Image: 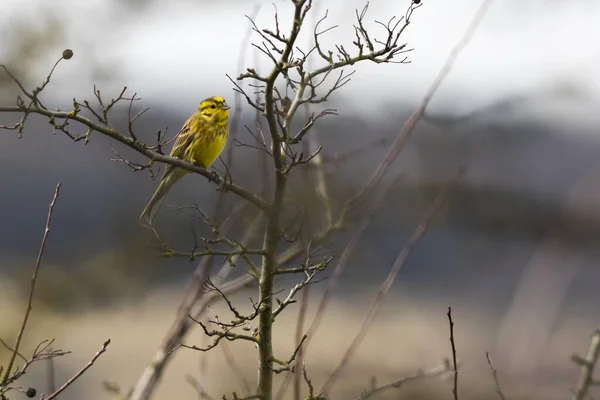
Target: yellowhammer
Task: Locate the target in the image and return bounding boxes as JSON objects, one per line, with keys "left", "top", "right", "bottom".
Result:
{"left": 140, "top": 96, "right": 230, "bottom": 224}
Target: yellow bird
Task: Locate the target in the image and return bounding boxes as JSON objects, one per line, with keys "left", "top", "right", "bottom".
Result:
{"left": 140, "top": 96, "right": 230, "bottom": 224}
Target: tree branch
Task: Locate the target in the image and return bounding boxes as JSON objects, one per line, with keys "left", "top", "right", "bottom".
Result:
{"left": 571, "top": 329, "right": 600, "bottom": 400}
{"left": 1, "top": 183, "right": 61, "bottom": 388}
{"left": 41, "top": 339, "right": 111, "bottom": 400}
{"left": 0, "top": 104, "right": 270, "bottom": 212}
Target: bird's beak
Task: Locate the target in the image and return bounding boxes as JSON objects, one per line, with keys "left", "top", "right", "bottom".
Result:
{"left": 222, "top": 103, "right": 231, "bottom": 110}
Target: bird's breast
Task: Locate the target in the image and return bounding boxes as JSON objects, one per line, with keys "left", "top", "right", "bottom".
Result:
{"left": 193, "top": 127, "right": 228, "bottom": 169}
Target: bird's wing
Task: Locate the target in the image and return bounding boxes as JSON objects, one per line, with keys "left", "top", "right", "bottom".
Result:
{"left": 170, "top": 117, "right": 195, "bottom": 159}
{"left": 163, "top": 116, "right": 196, "bottom": 176}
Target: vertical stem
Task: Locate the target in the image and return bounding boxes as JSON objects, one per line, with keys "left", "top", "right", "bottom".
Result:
{"left": 256, "top": 2, "right": 306, "bottom": 398}
{"left": 257, "top": 167, "right": 286, "bottom": 400}
{"left": 447, "top": 307, "right": 459, "bottom": 400}
{"left": 257, "top": 223, "right": 277, "bottom": 400}
{"left": 293, "top": 287, "right": 309, "bottom": 400}
{"left": 257, "top": 84, "right": 288, "bottom": 400}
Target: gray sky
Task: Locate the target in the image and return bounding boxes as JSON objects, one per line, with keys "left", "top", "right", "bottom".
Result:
{"left": 2, "top": 0, "right": 600, "bottom": 130}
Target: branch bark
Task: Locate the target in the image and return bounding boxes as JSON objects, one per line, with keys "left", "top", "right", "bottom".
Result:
{"left": 571, "top": 329, "right": 600, "bottom": 400}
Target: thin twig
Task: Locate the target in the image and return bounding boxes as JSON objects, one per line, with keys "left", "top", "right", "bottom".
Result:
{"left": 319, "top": 149, "right": 476, "bottom": 395}
{"left": 0, "top": 183, "right": 61, "bottom": 386}
{"left": 274, "top": 0, "right": 493, "bottom": 275}
{"left": 129, "top": 202, "right": 260, "bottom": 400}
{"left": 344, "top": 0, "right": 494, "bottom": 211}
{"left": 485, "top": 352, "right": 507, "bottom": 400}
{"left": 0, "top": 105, "right": 270, "bottom": 212}
{"left": 42, "top": 339, "right": 111, "bottom": 400}
{"left": 229, "top": 2, "right": 263, "bottom": 167}
{"left": 0, "top": 340, "right": 69, "bottom": 395}
{"left": 275, "top": 175, "right": 399, "bottom": 400}
{"left": 447, "top": 308, "right": 458, "bottom": 400}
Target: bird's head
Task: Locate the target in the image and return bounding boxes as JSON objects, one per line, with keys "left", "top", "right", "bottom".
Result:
{"left": 198, "top": 96, "right": 230, "bottom": 125}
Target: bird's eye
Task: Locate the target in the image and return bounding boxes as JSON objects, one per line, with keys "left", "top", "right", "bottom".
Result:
{"left": 210, "top": 104, "right": 216, "bottom": 109}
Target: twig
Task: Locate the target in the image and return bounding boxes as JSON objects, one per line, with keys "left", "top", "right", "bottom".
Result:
{"left": 344, "top": 0, "right": 494, "bottom": 211}
{"left": 129, "top": 258, "right": 218, "bottom": 399}
{"left": 0, "top": 4, "right": 494, "bottom": 400}
{"left": 571, "top": 329, "right": 600, "bottom": 400}
{"left": 271, "top": 335, "right": 307, "bottom": 374}
{"left": 447, "top": 308, "right": 458, "bottom": 400}
{"left": 351, "top": 361, "right": 454, "bottom": 400}
{"left": 0, "top": 183, "right": 61, "bottom": 387}
{"left": 213, "top": 2, "right": 263, "bottom": 229}
{"left": 129, "top": 208, "right": 262, "bottom": 400}
{"left": 304, "top": 174, "right": 397, "bottom": 342}
{"left": 42, "top": 339, "right": 111, "bottom": 400}
{"left": 301, "top": 365, "right": 315, "bottom": 399}
{"left": 485, "top": 352, "right": 507, "bottom": 400}
{"left": 319, "top": 150, "right": 475, "bottom": 395}
{"left": 0, "top": 340, "right": 69, "bottom": 395}
{"left": 275, "top": 0, "right": 493, "bottom": 278}
{"left": 278, "top": 174, "right": 401, "bottom": 400}
{"left": 0, "top": 104, "right": 270, "bottom": 212}
{"left": 228, "top": 2, "right": 263, "bottom": 167}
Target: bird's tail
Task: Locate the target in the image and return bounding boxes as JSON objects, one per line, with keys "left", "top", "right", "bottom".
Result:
{"left": 139, "top": 169, "right": 185, "bottom": 225}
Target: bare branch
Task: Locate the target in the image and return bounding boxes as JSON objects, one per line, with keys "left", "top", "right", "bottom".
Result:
{"left": 571, "top": 329, "right": 600, "bottom": 400}
{"left": 319, "top": 148, "right": 476, "bottom": 395}
{"left": 129, "top": 207, "right": 262, "bottom": 400}
{"left": 1, "top": 183, "right": 61, "bottom": 388}
{"left": 272, "top": 257, "right": 330, "bottom": 319}
{"left": 41, "top": 339, "right": 110, "bottom": 400}
{"left": 126, "top": 92, "right": 146, "bottom": 141}
{"left": 175, "top": 313, "right": 258, "bottom": 354}
{"left": 485, "top": 352, "right": 507, "bottom": 400}
{"left": 0, "top": 339, "right": 69, "bottom": 394}
{"left": 276, "top": 175, "right": 398, "bottom": 398}
{"left": 271, "top": 335, "right": 307, "bottom": 374}
{"left": 343, "top": 0, "right": 493, "bottom": 211}
{"left": 0, "top": 104, "right": 270, "bottom": 212}
{"left": 447, "top": 307, "right": 459, "bottom": 400}
{"left": 0, "top": 64, "right": 34, "bottom": 100}
{"left": 0, "top": 5, "right": 490, "bottom": 400}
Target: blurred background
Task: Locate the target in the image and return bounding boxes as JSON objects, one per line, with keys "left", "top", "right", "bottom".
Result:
{"left": 1, "top": 0, "right": 600, "bottom": 399}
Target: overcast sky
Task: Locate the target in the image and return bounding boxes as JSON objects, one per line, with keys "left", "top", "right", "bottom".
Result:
{"left": 2, "top": 0, "right": 600, "bottom": 130}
